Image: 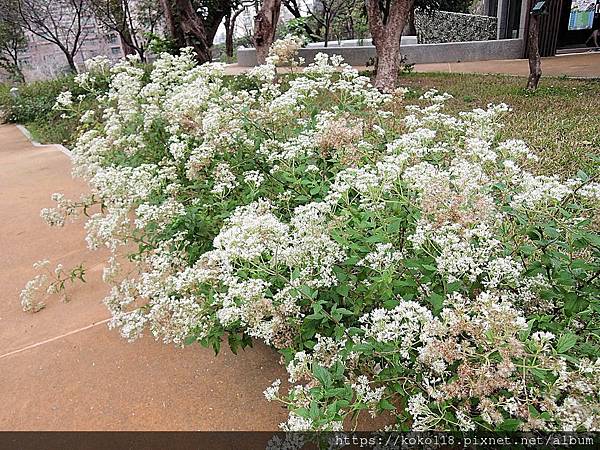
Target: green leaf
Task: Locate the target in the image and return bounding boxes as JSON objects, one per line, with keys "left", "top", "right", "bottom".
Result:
{"left": 313, "top": 365, "right": 332, "bottom": 387}
{"left": 531, "top": 368, "right": 552, "bottom": 382}
{"left": 379, "top": 399, "right": 396, "bottom": 411}
{"left": 583, "top": 232, "right": 600, "bottom": 247}
{"left": 303, "top": 340, "right": 316, "bottom": 350}
{"left": 519, "top": 319, "right": 535, "bottom": 341}
{"left": 576, "top": 169, "right": 589, "bottom": 182}
{"left": 309, "top": 401, "right": 320, "bottom": 418}
{"left": 327, "top": 387, "right": 349, "bottom": 397}
{"left": 347, "top": 327, "right": 363, "bottom": 336}
{"left": 383, "top": 299, "right": 400, "bottom": 309}
{"left": 387, "top": 219, "right": 402, "bottom": 234}
{"left": 528, "top": 404, "right": 541, "bottom": 418}
{"left": 498, "top": 418, "right": 522, "bottom": 431}
{"left": 333, "top": 266, "right": 348, "bottom": 281}
{"left": 228, "top": 333, "right": 241, "bottom": 354}
{"left": 556, "top": 333, "right": 577, "bottom": 354}
{"left": 335, "top": 284, "right": 350, "bottom": 297}
{"left": 183, "top": 335, "right": 196, "bottom": 346}
{"left": 427, "top": 293, "right": 444, "bottom": 312}
{"left": 519, "top": 244, "right": 535, "bottom": 256}
{"left": 352, "top": 343, "right": 373, "bottom": 353}
{"left": 298, "top": 285, "right": 317, "bottom": 299}
{"left": 305, "top": 312, "right": 324, "bottom": 321}
{"left": 333, "top": 361, "right": 345, "bottom": 379}
{"left": 564, "top": 293, "right": 589, "bottom": 316}
{"left": 543, "top": 225, "right": 559, "bottom": 239}
{"left": 295, "top": 407, "right": 310, "bottom": 419}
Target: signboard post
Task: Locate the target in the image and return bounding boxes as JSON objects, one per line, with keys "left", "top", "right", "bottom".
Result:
{"left": 527, "top": 0, "right": 549, "bottom": 90}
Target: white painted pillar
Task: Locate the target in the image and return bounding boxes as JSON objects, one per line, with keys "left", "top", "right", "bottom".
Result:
{"left": 518, "top": 0, "right": 530, "bottom": 39}
{"left": 497, "top": 0, "right": 507, "bottom": 38}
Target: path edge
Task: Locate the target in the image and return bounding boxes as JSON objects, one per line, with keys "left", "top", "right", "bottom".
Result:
{"left": 15, "top": 124, "right": 72, "bottom": 158}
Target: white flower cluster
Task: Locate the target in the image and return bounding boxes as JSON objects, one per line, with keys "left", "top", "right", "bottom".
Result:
{"left": 351, "top": 375, "right": 385, "bottom": 417}
{"left": 359, "top": 302, "right": 432, "bottom": 354}
{"left": 267, "top": 34, "right": 305, "bottom": 66}
{"left": 358, "top": 243, "right": 403, "bottom": 271}
{"left": 53, "top": 91, "right": 73, "bottom": 110}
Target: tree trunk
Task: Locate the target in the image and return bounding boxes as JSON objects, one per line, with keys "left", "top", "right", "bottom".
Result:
{"left": 65, "top": 52, "right": 78, "bottom": 73}
{"left": 254, "top": 0, "right": 281, "bottom": 64}
{"left": 347, "top": 15, "right": 355, "bottom": 39}
{"left": 366, "top": 0, "right": 413, "bottom": 93}
{"left": 15, "top": 67, "right": 25, "bottom": 82}
{"left": 7, "top": 46, "right": 25, "bottom": 82}
{"left": 225, "top": 13, "right": 234, "bottom": 60}
{"left": 324, "top": 18, "right": 330, "bottom": 47}
{"left": 120, "top": 36, "right": 137, "bottom": 57}
{"left": 159, "top": 0, "right": 186, "bottom": 48}
{"left": 176, "top": 0, "right": 212, "bottom": 63}
{"left": 160, "top": 0, "right": 213, "bottom": 64}
{"left": 225, "top": 7, "right": 244, "bottom": 61}
{"left": 527, "top": 14, "right": 541, "bottom": 90}
{"left": 13, "top": 60, "right": 24, "bottom": 82}
{"left": 374, "top": 34, "right": 402, "bottom": 92}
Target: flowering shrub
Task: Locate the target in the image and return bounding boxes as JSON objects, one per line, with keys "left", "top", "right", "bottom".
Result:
{"left": 20, "top": 259, "right": 86, "bottom": 312}
{"left": 33, "top": 47, "right": 600, "bottom": 431}
{"left": 267, "top": 34, "right": 305, "bottom": 67}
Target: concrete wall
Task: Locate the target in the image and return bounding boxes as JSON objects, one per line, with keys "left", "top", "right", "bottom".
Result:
{"left": 237, "top": 39, "right": 525, "bottom": 67}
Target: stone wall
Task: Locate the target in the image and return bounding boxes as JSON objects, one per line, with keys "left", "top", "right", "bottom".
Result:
{"left": 414, "top": 10, "right": 497, "bottom": 44}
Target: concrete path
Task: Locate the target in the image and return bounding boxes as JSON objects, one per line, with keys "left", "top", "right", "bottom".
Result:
{"left": 224, "top": 52, "right": 600, "bottom": 78}
{"left": 412, "top": 52, "right": 600, "bottom": 78}
{"left": 0, "top": 124, "right": 287, "bottom": 430}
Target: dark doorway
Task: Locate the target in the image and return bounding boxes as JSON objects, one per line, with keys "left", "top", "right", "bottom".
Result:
{"left": 506, "top": 0, "right": 525, "bottom": 37}
{"left": 498, "top": 0, "right": 526, "bottom": 38}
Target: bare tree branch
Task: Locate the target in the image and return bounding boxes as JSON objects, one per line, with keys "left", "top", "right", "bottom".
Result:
{"left": 4, "top": 0, "right": 94, "bottom": 73}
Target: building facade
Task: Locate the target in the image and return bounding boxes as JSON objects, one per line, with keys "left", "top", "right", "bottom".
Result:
{"left": 489, "top": 0, "right": 600, "bottom": 55}
{"left": 536, "top": 0, "right": 599, "bottom": 55}
{"left": 20, "top": 31, "right": 126, "bottom": 81}
{"left": 17, "top": 3, "right": 127, "bottom": 82}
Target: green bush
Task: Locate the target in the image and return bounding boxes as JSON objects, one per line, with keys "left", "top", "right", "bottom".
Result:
{"left": 0, "top": 83, "right": 11, "bottom": 122}
{"left": 0, "top": 70, "right": 109, "bottom": 146}
{"left": 7, "top": 76, "right": 84, "bottom": 123}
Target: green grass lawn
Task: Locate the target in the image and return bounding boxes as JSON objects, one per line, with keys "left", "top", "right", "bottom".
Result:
{"left": 23, "top": 119, "right": 79, "bottom": 147}
{"left": 399, "top": 72, "right": 600, "bottom": 177}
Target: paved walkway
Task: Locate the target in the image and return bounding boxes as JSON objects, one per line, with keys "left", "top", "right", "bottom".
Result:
{"left": 413, "top": 52, "right": 600, "bottom": 78}
{"left": 225, "top": 52, "right": 600, "bottom": 78}
{"left": 0, "top": 125, "right": 287, "bottom": 430}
